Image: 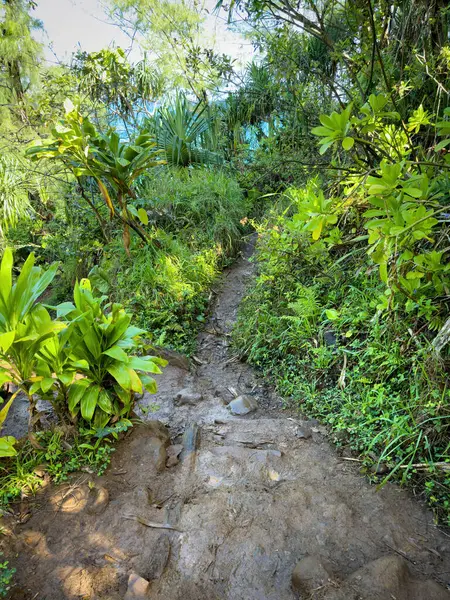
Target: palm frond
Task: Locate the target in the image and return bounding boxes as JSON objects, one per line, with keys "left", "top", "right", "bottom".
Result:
{"left": 147, "top": 93, "right": 223, "bottom": 167}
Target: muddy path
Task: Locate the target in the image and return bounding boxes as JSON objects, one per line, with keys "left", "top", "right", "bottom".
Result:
{"left": 5, "top": 240, "right": 450, "bottom": 599}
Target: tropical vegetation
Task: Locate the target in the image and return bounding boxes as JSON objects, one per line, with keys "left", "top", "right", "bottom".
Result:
{"left": 1, "top": 0, "right": 450, "bottom": 547}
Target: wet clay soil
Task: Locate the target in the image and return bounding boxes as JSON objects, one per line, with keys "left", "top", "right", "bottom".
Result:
{"left": 4, "top": 240, "right": 450, "bottom": 599}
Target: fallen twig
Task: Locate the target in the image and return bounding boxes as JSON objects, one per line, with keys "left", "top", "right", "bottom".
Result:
{"left": 122, "top": 514, "right": 181, "bottom": 531}
{"left": 398, "top": 462, "right": 450, "bottom": 472}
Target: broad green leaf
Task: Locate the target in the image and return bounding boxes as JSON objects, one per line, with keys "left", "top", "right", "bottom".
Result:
{"left": 127, "top": 205, "right": 139, "bottom": 218}
{"left": 0, "top": 248, "right": 13, "bottom": 304}
{"left": 123, "top": 325, "right": 146, "bottom": 339}
{"left": 29, "top": 380, "right": 43, "bottom": 395}
{"left": 342, "top": 137, "right": 354, "bottom": 150}
{"left": 107, "top": 362, "right": 131, "bottom": 390}
{"left": 55, "top": 302, "right": 76, "bottom": 317}
{"left": 379, "top": 262, "right": 388, "bottom": 284}
{"left": 83, "top": 329, "right": 101, "bottom": 359}
{"left": 114, "top": 384, "right": 131, "bottom": 405}
{"left": 80, "top": 384, "right": 100, "bottom": 420}
{"left": 311, "top": 218, "right": 324, "bottom": 240}
{"left": 69, "top": 359, "right": 89, "bottom": 370}
{"left": 103, "top": 345, "right": 129, "bottom": 362}
{"left": 311, "top": 126, "right": 332, "bottom": 136}
{"left": 128, "top": 356, "right": 162, "bottom": 373}
{"left": 319, "top": 139, "right": 335, "bottom": 155}
{"left": 41, "top": 377, "right": 55, "bottom": 393}
{"left": 325, "top": 309, "right": 339, "bottom": 321}
{"left": 140, "top": 374, "right": 157, "bottom": 394}
{"left": 0, "top": 331, "right": 15, "bottom": 353}
{"left": 402, "top": 187, "right": 422, "bottom": 198}
{"left": 0, "top": 391, "right": 18, "bottom": 427}
{"left": 138, "top": 208, "right": 149, "bottom": 225}
{"left": 68, "top": 379, "right": 91, "bottom": 412}
{"left": 0, "top": 436, "right": 17, "bottom": 457}
{"left": 128, "top": 368, "right": 143, "bottom": 393}
{"left": 434, "top": 138, "right": 450, "bottom": 152}
{"left": 98, "top": 390, "right": 113, "bottom": 414}
{"left": 58, "top": 371, "right": 74, "bottom": 386}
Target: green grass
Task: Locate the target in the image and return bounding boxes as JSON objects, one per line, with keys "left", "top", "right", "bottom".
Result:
{"left": 0, "top": 425, "right": 122, "bottom": 507}
{"left": 96, "top": 167, "right": 250, "bottom": 353}
{"left": 233, "top": 212, "right": 450, "bottom": 526}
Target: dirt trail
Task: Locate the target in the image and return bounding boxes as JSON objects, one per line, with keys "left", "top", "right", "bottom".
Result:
{"left": 6, "top": 240, "right": 450, "bottom": 599}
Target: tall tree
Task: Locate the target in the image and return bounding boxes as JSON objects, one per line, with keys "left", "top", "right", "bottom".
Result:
{"left": 0, "top": 0, "right": 43, "bottom": 124}
{"left": 106, "top": 0, "right": 234, "bottom": 97}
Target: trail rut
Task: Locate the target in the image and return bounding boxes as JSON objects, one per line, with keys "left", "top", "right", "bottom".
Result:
{"left": 6, "top": 239, "right": 450, "bottom": 599}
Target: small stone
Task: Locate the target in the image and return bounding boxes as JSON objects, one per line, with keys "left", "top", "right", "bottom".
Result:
{"left": 146, "top": 534, "right": 170, "bottom": 580}
{"left": 370, "top": 462, "right": 389, "bottom": 475}
{"left": 323, "top": 330, "right": 337, "bottom": 347}
{"left": 292, "top": 555, "right": 333, "bottom": 595}
{"left": 296, "top": 426, "right": 312, "bottom": 439}
{"left": 174, "top": 389, "right": 203, "bottom": 406}
{"left": 147, "top": 437, "right": 167, "bottom": 473}
{"left": 228, "top": 395, "right": 258, "bottom": 415}
{"left": 167, "top": 444, "right": 183, "bottom": 458}
{"left": 166, "top": 455, "right": 179, "bottom": 468}
{"left": 327, "top": 555, "right": 450, "bottom": 600}
{"left": 124, "top": 573, "right": 150, "bottom": 599}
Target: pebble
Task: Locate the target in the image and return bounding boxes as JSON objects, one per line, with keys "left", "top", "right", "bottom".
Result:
{"left": 292, "top": 555, "right": 333, "bottom": 594}
{"left": 165, "top": 443, "right": 183, "bottom": 468}
{"left": 174, "top": 389, "right": 203, "bottom": 406}
{"left": 124, "top": 573, "right": 150, "bottom": 599}
{"left": 228, "top": 395, "right": 258, "bottom": 415}
{"left": 296, "top": 426, "right": 312, "bottom": 439}
{"left": 370, "top": 462, "right": 389, "bottom": 475}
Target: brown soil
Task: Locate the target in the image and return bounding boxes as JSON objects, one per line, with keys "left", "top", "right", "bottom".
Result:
{"left": 4, "top": 239, "right": 450, "bottom": 599}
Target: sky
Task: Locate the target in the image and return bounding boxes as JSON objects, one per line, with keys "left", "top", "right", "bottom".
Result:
{"left": 33, "top": 0, "right": 253, "bottom": 67}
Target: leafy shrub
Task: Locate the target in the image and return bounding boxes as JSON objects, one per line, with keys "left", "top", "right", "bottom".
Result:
{"left": 0, "top": 554, "right": 15, "bottom": 598}
{"left": 95, "top": 168, "right": 249, "bottom": 352}
{"left": 136, "top": 167, "right": 247, "bottom": 254}
{"left": 32, "top": 279, "right": 166, "bottom": 428}
{"left": 234, "top": 195, "right": 450, "bottom": 525}
{"left": 0, "top": 248, "right": 60, "bottom": 455}
{"left": 0, "top": 249, "right": 165, "bottom": 445}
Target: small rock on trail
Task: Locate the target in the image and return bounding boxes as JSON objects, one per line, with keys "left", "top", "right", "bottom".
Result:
{"left": 124, "top": 573, "right": 150, "bottom": 599}
{"left": 174, "top": 388, "right": 203, "bottom": 406}
{"left": 228, "top": 394, "right": 258, "bottom": 415}
{"left": 291, "top": 555, "right": 334, "bottom": 595}
{"left": 323, "top": 555, "right": 450, "bottom": 600}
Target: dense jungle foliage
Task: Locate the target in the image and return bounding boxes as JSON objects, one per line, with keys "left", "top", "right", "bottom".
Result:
{"left": 1, "top": 0, "right": 450, "bottom": 557}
